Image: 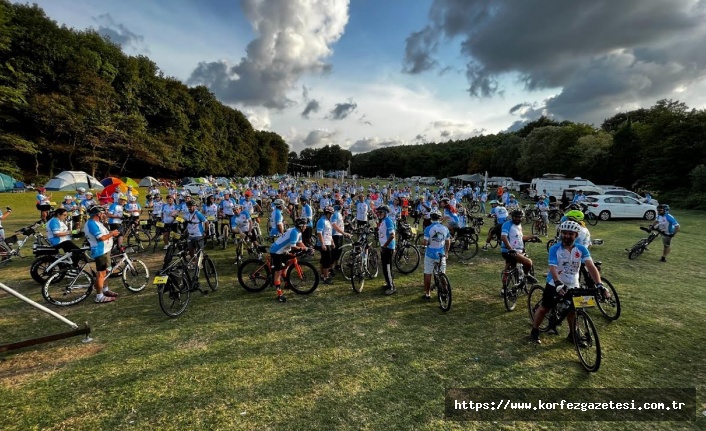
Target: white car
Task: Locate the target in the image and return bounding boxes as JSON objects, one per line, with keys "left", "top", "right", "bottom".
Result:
{"left": 585, "top": 195, "right": 658, "bottom": 221}
{"left": 183, "top": 182, "right": 206, "bottom": 195}
{"left": 602, "top": 189, "right": 658, "bottom": 206}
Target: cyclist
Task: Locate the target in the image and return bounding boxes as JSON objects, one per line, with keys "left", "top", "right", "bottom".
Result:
{"left": 202, "top": 195, "right": 219, "bottom": 240}
{"left": 36, "top": 187, "right": 52, "bottom": 222}
{"left": 160, "top": 195, "right": 179, "bottom": 250}
{"left": 422, "top": 209, "right": 451, "bottom": 301}
{"left": 536, "top": 195, "right": 549, "bottom": 235}
{"left": 184, "top": 200, "right": 208, "bottom": 259}
{"left": 651, "top": 204, "right": 680, "bottom": 262}
{"left": 530, "top": 220, "right": 604, "bottom": 344}
{"left": 107, "top": 195, "right": 127, "bottom": 250}
{"left": 563, "top": 209, "right": 591, "bottom": 248}
{"left": 234, "top": 203, "right": 258, "bottom": 246}
{"left": 501, "top": 210, "right": 539, "bottom": 283}
{"left": 300, "top": 197, "right": 314, "bottom": 246}
{"left": 269, "top": 199, "right": 285, "bottom": 238}
{"left": 376, "top": 205, "right": 397, "bottom": 295}
{"left": 355, "top": 194, "right": 369, "bottom": 230}
{"left": 440, "top": 197, "right": 460, "bottom": 237}
{"left": 330, "top": 202, "right": 352, "bottom": 276}
{"left": 316, "top": 206, "right": 335, "bottom": 284}
{"left": 46, "top": 208, "right": 81, "bottom": 265}
{"left": 219, "top": 191, "right": 237, "bottom": 240}
{"left": 84, "top": 206, "right": 120, "bottom": 303}
{"left": 270, "top": 218, "right": 309, "bottom": 302}
{"left": 0, "top": 205, "right": 11, "bottom": 240}
{"left": 481, "top": 200, "right": 508, "bottom": 251}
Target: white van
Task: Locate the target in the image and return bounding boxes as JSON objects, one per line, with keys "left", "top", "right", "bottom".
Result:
{"left": 529, "top": 174, "right": 601, "bottom": 198}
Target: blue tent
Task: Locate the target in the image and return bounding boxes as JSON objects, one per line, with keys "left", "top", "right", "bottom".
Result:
{"left": 0, "top": 172, "right": 17, "bottom": 192}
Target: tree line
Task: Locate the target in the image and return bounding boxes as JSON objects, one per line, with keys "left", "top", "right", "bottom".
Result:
{"left": 0, "top": 1, "right": 287, "bottom": 181}
{"left": 351, "top": 101, "right": 706, "bottom": 208}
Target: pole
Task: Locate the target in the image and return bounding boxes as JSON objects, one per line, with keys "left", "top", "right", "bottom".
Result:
{"left": 0, "top": 282, "right": 79, "bottom": 329}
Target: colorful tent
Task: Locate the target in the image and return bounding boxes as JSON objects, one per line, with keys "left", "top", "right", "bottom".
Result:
{"left": 139, "top": 176, "right": 160, "bottom": 187}
{"left": 122, "top": 177, "right": 140, "bottom": 189}
{"left": 0, "top": 172, "right": 18, "bottom": 192}
{"left": 44, "top": 171, "right": 104, "bottom": 192}
{"left": 101, "top": 177, "right": 123, "bottom": 188}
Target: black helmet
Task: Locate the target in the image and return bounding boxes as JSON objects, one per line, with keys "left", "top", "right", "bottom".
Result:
{"left": 294, "top": 217, "right": 307, "bottom": 227}
{"left": 88, "top": 205, "right": 105, "bottom": 216}
{"left": 657, "top": 204, "right": 670, "bottom": 212}
{"left": 323, "top": 206, "right": 334, "bottom": 214}
{"left": 376, "top": 205, "right": 390, "bottom": 213}
{"left": 511, "top": 209, "right": 524, "bottom": 218}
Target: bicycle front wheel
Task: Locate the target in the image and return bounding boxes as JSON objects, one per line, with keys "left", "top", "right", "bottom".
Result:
{"left": 586, "top": 212, "right": 599, "bottom": 226}
{"left": 237, "top": 259, "right": 271, "bottom": 292}
{"left": 394, "top": 244, "right": 420, "bottom": 274}
{"left": 287, "top": 261, "right": 320, "bottom": 295}
{"left": 527, "top": 284, "right": 549, "bottom": 331}
{"left": 574, "top": 309, "right": 601, "bottom": 372}
{"left": 203, "top": 256, "right": 219, "bottom": 291}
{"left": 627, "top": 243, "right": 644, "bottom": 260}
{"left": 158, "top": 271, "right": 191, "bottom": 318}
{"left": 436, "top": 273, "right": 452, "bottom": 312}
{"left": 503, "top": 270, "right": 518, "bottom": 312}
{"left": 595, "top": 277, "right": 620, "bottom": 321}
{"left": 531, "top": 221, "right": 546, "bottom": 237}
{"left": 122, "top": 259, "right": 149, "bottom": 292}
{"left": 366, "top": 249, "right": 379, "bottom": 279}
{"left": 126, "top": 232, "right": 146, "bottom": 253}
{"left": 43, "top": 270, "right": 94, "bottom": 306}
{"left": 351, "top": 257, "right": 365, "bottom": 293}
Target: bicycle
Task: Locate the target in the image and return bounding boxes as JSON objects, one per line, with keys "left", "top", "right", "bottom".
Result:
{"left": 626, "top": 226, "right": 662, "bottom": 260}
{"left": 233, "top": 231, "right": 261, "bottom": 265}
{"left": 237, "top": 249, "right": 320, "bottom": 295}
{"left": 394, "top": 222, "right": 421, "bottom": 274}
{"left": 340, "top": 227, "right": 379, "bottom": 288}
{"left": 121, "top": 216, "right": 151, "bottom": 253}
{"left": 41, "top": 248, "right": 94, "bottom": 306}
{"left": 501, "top": 237, "right": 541, "bottom": 311}
{"left": 448, "top": 226, "right": 479, "bottom": 260}
{"left": 531, "top": 216, "right": 548, "bottom": 237}
{"left": 154, "top": 242, "right": 219, "bottom": 318}
{"left": 578, "top": 260, "right": 621, "bottom": 321}
{"left": 106, "top": 246, "right": 150, "bottom": 292}
{"left": 0, "top": 224, "right": 48, "bottom": 268}
{"left": 527, "top": 286, "right": 602, "bottom": 372}
{"left": 578, "top": 202, "right": 599, "bottom": 226}
{"left": 430, "top": 252, "right": 452, "bottom": 312}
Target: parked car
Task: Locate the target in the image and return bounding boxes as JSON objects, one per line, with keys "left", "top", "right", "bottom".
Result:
{"left": 602, "top": 189, "right": 658, "bottom": 206}
{"left": 183, "top": 182, "right": 206, "bottom": 195}
{"left": 584, "top": 195, "right": 657, "bottom": 221}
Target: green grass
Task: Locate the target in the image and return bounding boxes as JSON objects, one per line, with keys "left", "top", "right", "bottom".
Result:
{"left": 1, "top": 191, "right": 705, "bottom": 430}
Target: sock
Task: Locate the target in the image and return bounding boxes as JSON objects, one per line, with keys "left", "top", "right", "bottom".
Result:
{"left": 96, "top": 293, "right": 104, "bottom": 300}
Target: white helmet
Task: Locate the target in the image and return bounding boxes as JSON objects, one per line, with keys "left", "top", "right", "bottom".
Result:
{"left": 76, "top": 187, "right": 86, "bottom": 193}
{"left": 560, "top": 220, "right": 582, "bottom": 233}
{"left": 64, "top": 195, "right": 73, "bottom": 201}
{"left": 129, "top": 196, "right": 137, "bottom": 202}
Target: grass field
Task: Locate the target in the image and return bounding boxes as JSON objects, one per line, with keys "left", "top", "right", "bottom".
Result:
{"left": 1, "top": 190, "right": 705, "bottom": 430}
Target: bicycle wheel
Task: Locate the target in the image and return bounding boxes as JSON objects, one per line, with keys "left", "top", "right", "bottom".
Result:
{"left": 126, "top": 232, "right": 146, "bottom": 253}
{"left": 503, "top": 270, "right": 518, "bottom": 311}
{"left": 42, "top": 270, "right": 94, "bottom": 306}
{"left": 468, "top": 202, "right": 480, "bottom": 214}
{"left": 573, "top": 309, "right": 601, "bottom": 372}
{"left": 237, "top": 259, "right": 271, "bottom": 292}
{"left": 30, "top": 255, "right": 64, "bottom": 285}
{"left": 531, "top": 221, "right": 546, "bottom": 236}
{"left": 0, "top": 241, "right": 11, "bottom": 264}
{"left": 158, "top": 271, "right": 191, "bottom": 318}
{"left": 546, "top": 238, "right": 557, "bottom": 252}
{"left": 122, "top": 259, "right": 149, "bottom": 292}
{"left": 527, "top": 284, "right": 549, "bottom": 331}
{"left": 436, "top": 273, "right": 452, "bottom": 312}
{"left": 627, "top": 243, "right": 644, "bottom": 260}
{"left": 394, "top": 244, "right": 420, "bottom": 274}
{"left": 351, "top": 257, "right": 365, "bottom": 293}
{"left": 458, "top": 237, "right": 478, "bottom": 260}
{"left": 203, "top": 256, "right": 219, "bottom": 291}
{"left": 221, "top": 226, "right": 230, "bottom": 250}
{"left": 163, "top": 244, "right": 176, "bottom": 269}
{"left": 366, "top": 248, "right": 379, "bottom": 279}
{"left": 136, "top": 228, "right": 152, "bottom": 243}
{"left": 339, "top": 249, "right": 354, "bottom": 281}
{"left": 234, "top": 239, "right": 244, "bottom": 264}
{"left": 586, "top": 212, "right": 599, "bottom": 227}
{"left": 287, "top": 261, "right": 320, "bottom": 294}
{"left": 595, "top": 277, "right": 620, "bottom": 321}
{"left": 489, "top": 236, "right": 500, "bottom": 249}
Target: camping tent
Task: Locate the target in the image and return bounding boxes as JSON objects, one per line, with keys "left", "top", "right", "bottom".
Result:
{"left": 139, "top": 176, "right": 160, "bottom": 187}
{"left": 44, "top": 171, "right": 104, "bottom": 192}
{"left": 0, "top": 172, "right": 17, "bottom": 192}
{"left": 122, "top": 177, "right": 140, "bottom": 189}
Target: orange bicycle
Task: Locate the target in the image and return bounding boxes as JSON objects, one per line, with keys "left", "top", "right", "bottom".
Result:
{"left": 237, "top": 249, "right": 319, "bottom": 295}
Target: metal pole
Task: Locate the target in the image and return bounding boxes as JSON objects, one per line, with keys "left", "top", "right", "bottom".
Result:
{"left": 0, "top": 282, "right": 79, "bottom": 329}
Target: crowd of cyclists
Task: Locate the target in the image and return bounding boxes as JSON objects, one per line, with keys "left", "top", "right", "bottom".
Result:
{"left": 0, "top": 175, "right": 680, "bottom": 343}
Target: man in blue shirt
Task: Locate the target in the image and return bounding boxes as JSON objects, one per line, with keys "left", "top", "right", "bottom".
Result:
{"left": 184, "top": 201, "right": 208, "bottom": 258}
{"left": 84, "top": 206, "right": 120, "bottom": 303}
{"left": 376, "top": 205, "right": 397, "bottom": 295}
{"left": 422, "top": 210, "right": 450, "bottom": 300}
{"left": 270, "top": 218, "right": 308, "bottom": 302}
{"left": 652, "top": 204, "right": 680, "bottom": 262}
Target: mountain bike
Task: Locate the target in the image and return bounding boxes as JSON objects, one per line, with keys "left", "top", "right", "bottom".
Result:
{"left": 531, "top": 216, "right": 548, "bottom": 237}
{"left": 0, "top": 224, "right": 49, "bottom": 268}
{"left": 578, "top": 202, "right": 599, "bottom": 226}
{"left": 527, "top": 286, "right": 602, "bottom": 372}
{"left": 41, "top": 249, "right": 94, "bottom": 306}
{"left": 106, "top": 246, "right": 150, "bottom": 292}
{"left": 626, "top": 226, "right": 662, "bottom": 260}
{"left": 340, "top": 227, "right": 378, "bottom": 284}
{"left": 154, "top": 243, "right": 219, "bottom": 318}
{"left": 449, "top": 226, "right": 479, "bottom": 259}
{"left": 430, "top": 252, "right": 452, "bottom": 312}
{"left": 394, "top": 222, "right": 421, "bottom": 273}
{"left": 578, "top": 260, "right": 621, "bottom": 321}
{"left": 237, "top": 249, "right": 319, "bottom": 295}
{"left": 501, "top": 237, "right": 541, "bottom": 311}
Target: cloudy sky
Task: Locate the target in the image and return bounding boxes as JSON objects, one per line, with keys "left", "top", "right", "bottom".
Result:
{"left": 20, "top": 0, "right": 706, "bottom": 154}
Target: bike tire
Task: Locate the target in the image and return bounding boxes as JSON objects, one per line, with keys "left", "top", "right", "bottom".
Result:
{"left": 527, "top": 284, "right": 549, "bottom": 331}
{"left": 158, "top": 271, "right": 191, "bottom": 318}
{"left": 237, "top": 259, "right": 271, "bottom": 292}
{"left": 42, "top": 270, "right": 94, "bottom": 306}
{"left": 351, "top": 256, "right": 365, "bottom": 293}
{"left": 394, "top": 244, "right": 420, "bottom": 274}
{"left": 366, "top": 248, "right": 379, "bottom": 279}
{"left": 436, "top": 273, "right": 452, "bottom": 312}
{"left": 627, "top": 243, "right": 644, "bottom": 260}
{"left": 460, "top": 237, "right": 478, "bottom": 259}
{"left": 586, "top": 212, "right": 599, "bottom": 227}
{"left": 136, "top": 228, "right": 152, "bottom": 243}
{"left": 203, "top": 256, "right": 219, "bottom": 291}
{"left": 531, "top": 221, "right": 545, "bottom": 237}
{"left": 30, "top": 255, "right": 64, "bottom": 285}
{"left": 574, "top": 309, "right": 601, "bottom": 372}
{"left": 287, "top": 261, "right": 320, "bottom": 295}
{"left": 126, "top": 232, "right": 146, "bottom": 253}
{"left": 546, "top": 238, "right": 557, "bottom": 252}
{"left": 122, "top": 259, "right": 149, "bottom": 292}
{"left": 503, "top": 270, "right": 518, "bottom": 311}
{"left": 595, "top": 277, "right": 620, "bottom": 321}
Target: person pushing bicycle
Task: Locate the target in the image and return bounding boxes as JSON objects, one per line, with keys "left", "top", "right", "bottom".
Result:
{"left": 270, "top": 218, "right": 309, "bottom": 302}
